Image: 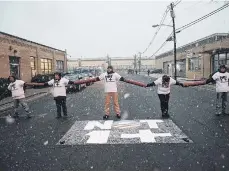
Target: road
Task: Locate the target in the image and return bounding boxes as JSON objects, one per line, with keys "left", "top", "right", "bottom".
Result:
{"left": 0, "top": 73, "right": 229, "bottom": 171}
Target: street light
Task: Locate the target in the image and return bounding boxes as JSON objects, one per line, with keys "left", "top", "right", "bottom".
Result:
{"left": 151, "top": 3, "right": 180, "bottom": 80}
{"left": 152, "top": 24, "right": 173, "bottom": 28}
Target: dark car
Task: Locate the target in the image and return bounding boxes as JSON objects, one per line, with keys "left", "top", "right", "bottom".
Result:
{"left": 0, "top": 78, "right": 11, "bottom": 100}
{"left": 150, "top": 69, "right": 163, "bottom": 74}
{"left": 31, "top": 74, "right": 54, "bottom": 88}
{"left": 64, "top": 74, "right": 86, "bottom": 92}
{"left": 128, "top": 69, "right": 134, "bottom": 74}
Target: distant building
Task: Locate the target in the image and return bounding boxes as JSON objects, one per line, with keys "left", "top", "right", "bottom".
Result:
{"left": 0, "top": 31, "right": 67, "bottom": 82}
{"left": 155, "top": 33, "right": 229, "bottom": 79}
{"left": 67, "top": 57, "right": 155, "bottom": 71}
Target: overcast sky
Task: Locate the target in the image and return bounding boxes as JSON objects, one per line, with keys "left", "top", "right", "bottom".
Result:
{"left": 0, "top": 0, "right": 228, "bottom": 59}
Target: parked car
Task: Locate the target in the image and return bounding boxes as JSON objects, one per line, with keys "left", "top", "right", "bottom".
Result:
{"left": 64, "top": 74, "right": 86, "bottom": 92}
{"left": 81, "top": 73, "right": 93, "bottom": 86}
{"left": 31, "top": 74, "right": 54, "bottom": 88}
{"left": 128, "top": 69, "right": 134, "bottom": 74}
{"left": 150, "top": 69, "right": 163, "bottom": 74}
{"left": 0, "top": 78, "right": 11, "bottom": 100}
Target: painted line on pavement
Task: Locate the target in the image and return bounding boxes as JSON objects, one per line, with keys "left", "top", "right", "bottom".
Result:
{"left": 57, "top": 119, "right": 193, "bottom": 145}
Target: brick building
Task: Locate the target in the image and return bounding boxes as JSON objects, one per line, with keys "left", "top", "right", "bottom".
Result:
{"left": 0, "top": 31, "right": 67, "bottom": 82}
{"left": 155, "top": 33, "right": 229, "bottom": 79}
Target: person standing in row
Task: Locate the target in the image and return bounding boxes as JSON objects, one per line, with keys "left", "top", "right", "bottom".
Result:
{"left": 98, "top": 66, "right": 124, "bottom": 119}
{"left": 74, "top": 65, "right": 146, "bottom": 120}
{"left": 204, "top": 65, "right": 229, "bottom": 116}
{"left": 33, "top": 72, "right": 76, "bottom": 118}
{"left": 8, "top": 75, "right": 32, "bottom": 119}
{"left": 146, "top": 75, "right": 184, "bottom": 118}
{"left": 45, "top": 72, "right": 76, "bottom": 118}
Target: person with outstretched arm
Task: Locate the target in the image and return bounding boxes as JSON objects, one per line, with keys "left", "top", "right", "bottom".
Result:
{"left": 33, "top": 72, "right": 75, "bottom": 118}
{"left": 204, "top": 65, "right": 229, "bottom": 116}
{"left": 7, "top": 75, "right": 32, "bottom": 119}
{"left": 146, "top": 75, "right": 184, "bottom": 118}
{"left": 74, "top": 65, "right": 146, "bottom": 120}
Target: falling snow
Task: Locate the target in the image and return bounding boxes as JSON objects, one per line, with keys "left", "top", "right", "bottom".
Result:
{"left": 44, "top": 141, "right": 48, "bottom": 146}
{"left": 124, "top": 93, "right": 130, "bottom": 99}
{"left": 5, "top": 116, "right": 15, "bottom": 124}
{"left": 121, "top": 111, "right": 129, "bottom": 120}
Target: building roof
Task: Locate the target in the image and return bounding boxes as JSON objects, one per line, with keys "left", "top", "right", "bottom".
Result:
{"left": 155, "top": 33, "right": 229, "bottom": 59}
{"left": 0, "top": 31, "right": 65, "bottom": 53}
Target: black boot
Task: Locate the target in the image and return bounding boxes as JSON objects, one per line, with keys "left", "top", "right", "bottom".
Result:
{"left": 162, "top": 110, "right": 170, "bottom": 119}
{"left": 103, "top": 115, "right": 109, "bottom": 120}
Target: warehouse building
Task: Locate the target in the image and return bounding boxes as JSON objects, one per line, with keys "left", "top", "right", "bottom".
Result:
{"left": 155, "top": 33, "right": 229, "bottom": 79}
{"left": 0, "top": 31, "right": 67, "bottom": 82}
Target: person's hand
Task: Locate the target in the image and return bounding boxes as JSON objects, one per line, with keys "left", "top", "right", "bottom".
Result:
{"left": 119, "top": 77, "right": 125, "bottom": 81}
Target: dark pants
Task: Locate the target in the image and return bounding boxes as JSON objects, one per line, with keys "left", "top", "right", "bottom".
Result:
{"left": 13, "top": 98, "right": 31, "bottom": 116}
{"left": 158, "top": 94, "right": 170, "bottom": 115}
{"left": 216, "top": 92, "right": 227, "bottom": 114}
{"left": 54, "top": 96, "right": 67, "bottom": 117}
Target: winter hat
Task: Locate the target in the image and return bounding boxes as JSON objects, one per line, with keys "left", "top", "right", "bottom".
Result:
{"left": 54, "top": 72, "right": 62, "bottom": 79}
{"left": 107, "top": 66, "right": 113, "bottom": 70}
{"left": 162, "top": 75, "right": 170, "bottom": 83}
{"left": 8, "top": 75, "right": 16, "bottom": 82}
{"left": 219, "top": 65, "right": 226, "bottom": 73}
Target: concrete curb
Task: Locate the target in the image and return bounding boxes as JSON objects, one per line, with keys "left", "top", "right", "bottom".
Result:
{"left": 0, "top": 92, "right": 49, "bottom": 113}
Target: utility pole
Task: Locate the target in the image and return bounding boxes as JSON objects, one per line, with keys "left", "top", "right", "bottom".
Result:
{"left": 134, "top": 54, "right": 137, "bottom": 71}
{"left": 138, "top": 52, "right": 141, "bottom": 73}
{"left": 106, "top": 54, "right": 111, "bottom": 66}
{"left": 170, "top": 2, "right": 177, "bottom": 80}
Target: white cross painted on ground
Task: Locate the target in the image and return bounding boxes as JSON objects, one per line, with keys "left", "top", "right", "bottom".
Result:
{"left": 121, "top": 129, "right": 172, "bottom": 143}
{"left": 86, "top": 131, "right": 110, "bottom": 144}
{"left": 84, "top": 121, "right": 113, "bottom": 130}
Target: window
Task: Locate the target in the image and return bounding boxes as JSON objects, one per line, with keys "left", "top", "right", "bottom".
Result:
{"left": 9, "top": 56, "right": 20, "bottom": 79}
{"left": 41, "top": 58, "right": 52, "bottom": 74}
{"left": 30, "top": 57, "right": 36, "bottom": 77}
{"left": 56, "top": 60, "right": 64, "bottom": 73}
{"left": 188, "top": 57, "right": 201, "bottom": 71}
{"left": 219, "top": 53, "right": 226, "bottom": 65}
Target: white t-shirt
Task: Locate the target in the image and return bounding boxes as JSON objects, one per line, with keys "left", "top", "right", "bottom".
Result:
{"left": 154, "top": 77, "right": 177, "bottom": 94}
{"left": 99, "top": 72, "right": 122, "bottom": 92}
{"left": 212, "top": 72, "right": 229, "bottom": 92}
{"left": 8, "top": 80, "right": 25, "bottom": 99}
{"left": 48, "top": 78, "right": 69, "bottom": 97}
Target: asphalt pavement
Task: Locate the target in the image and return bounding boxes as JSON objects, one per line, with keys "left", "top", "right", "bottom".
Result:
{"left": 0, "top": 73, "right": 229, "bottom": 171}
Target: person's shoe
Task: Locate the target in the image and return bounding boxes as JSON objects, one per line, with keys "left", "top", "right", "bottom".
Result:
{"left": 116, "top": 114, "right": 121, "bottom": 119}
{"left": 162, "top": 113, "right": 170, "bottom": 119}
{"left": 63, "top": 114, "right": 68, "bottom": 118}
{"left": 26, "top": 115, "right": 32, "bottom": 119}
{"left": 12, "top": 114, "right": 19, "bottom": 118}
{"left": 56, "top": 115, "right": 62, "bottom": 119}
{"left": 103, "top": 115, "right": 109, "bottom": 120}
{"left": 215, "top": 112, "right": 221, "bottom": 116}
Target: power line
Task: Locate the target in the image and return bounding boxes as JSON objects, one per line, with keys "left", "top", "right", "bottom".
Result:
{"left": 174, "top": 0, "right": 182, "bottom": 7}
{"left": 176, "top": 2, "right": 229, "bottom": 32}
{"left": 141, "top": 1, "right": 182, "bottom": 55}
{"left": 141, "top": 7, "right": 169, "bottom": 54}
{"left": 150, "top": 2, "right": 229, "bottom": 57}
